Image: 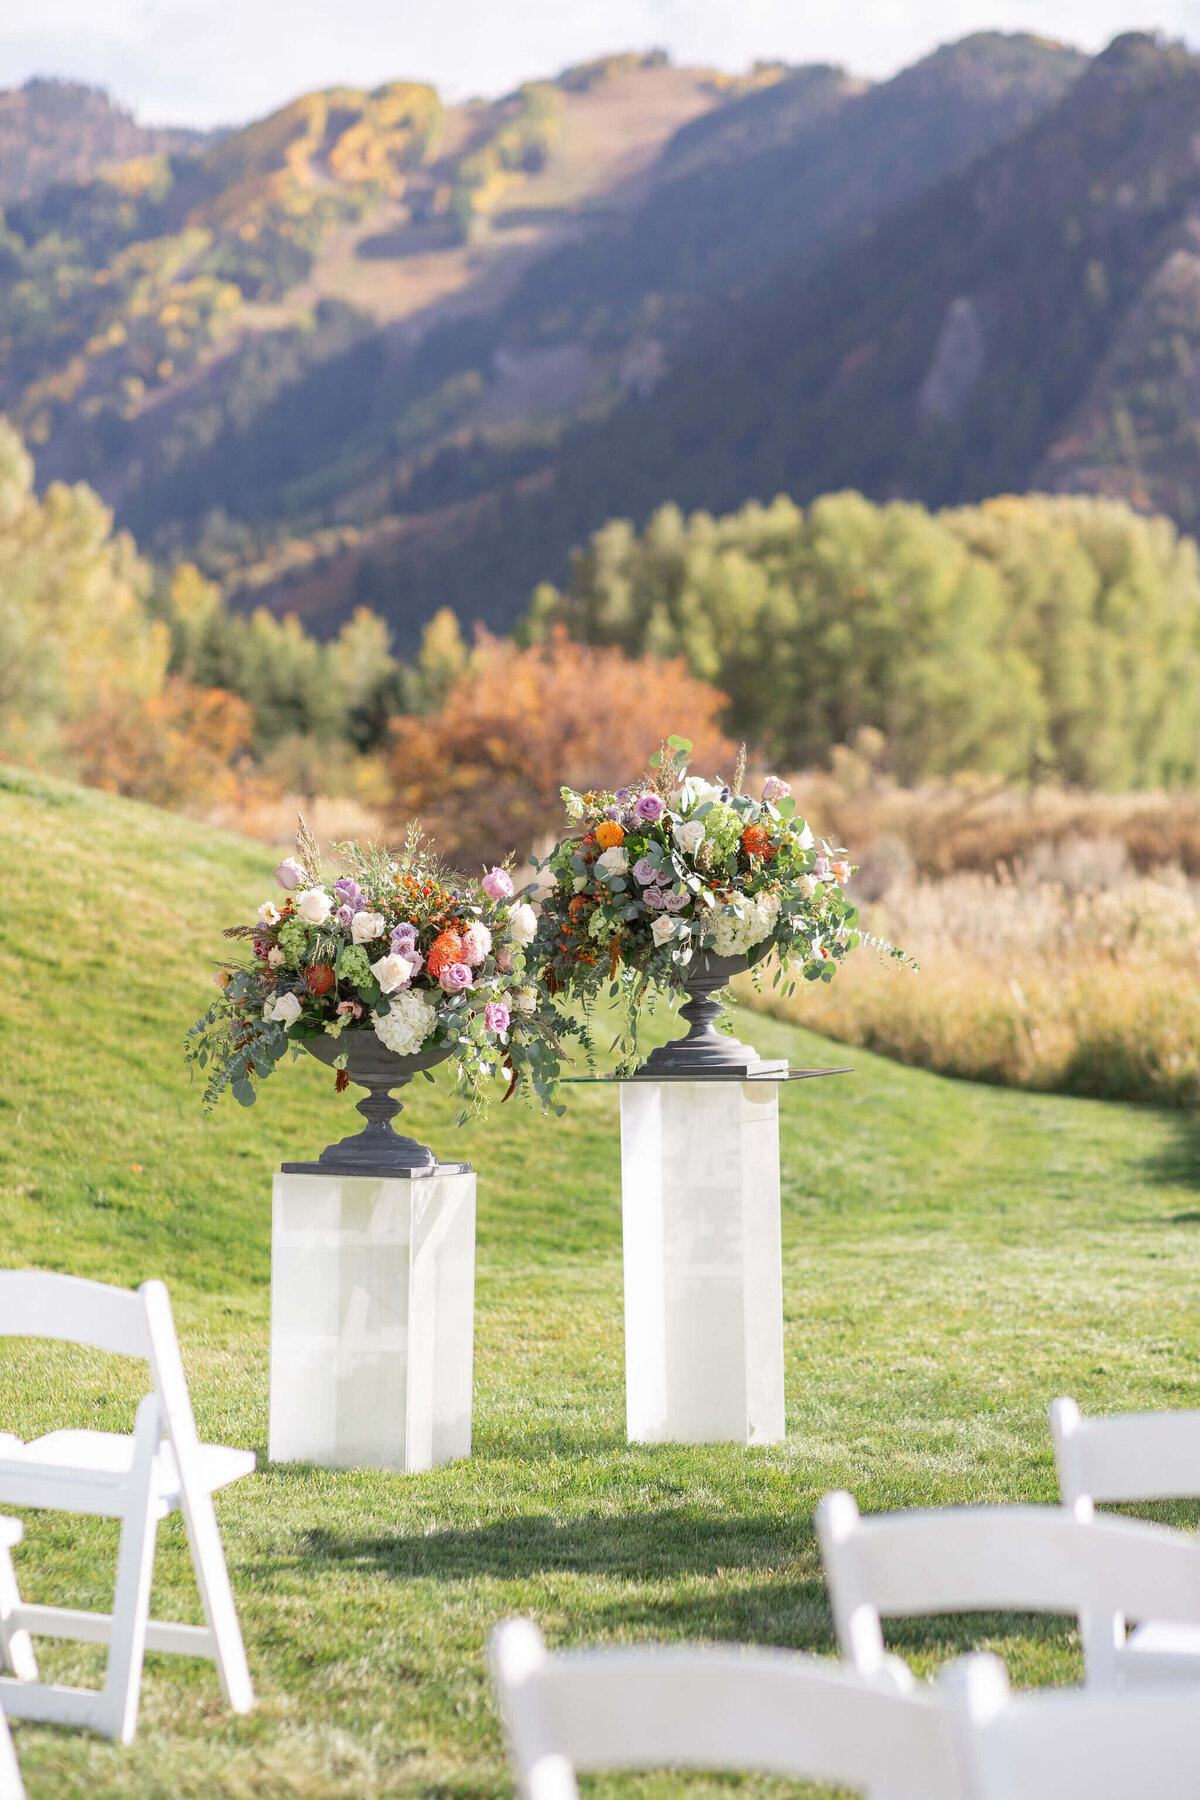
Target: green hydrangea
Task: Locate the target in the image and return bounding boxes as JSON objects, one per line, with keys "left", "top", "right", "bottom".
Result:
{"left": 338, "top": 944, "right": 372, "bottom": 988}
{"left": 703, "top": 802, "right": 743, "bottom": 857}
{"left": 278, "top": 918, "right": 309, "bottom": 969}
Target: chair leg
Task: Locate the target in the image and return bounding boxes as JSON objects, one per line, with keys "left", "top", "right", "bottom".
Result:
{"left": 0, "top": 1539, "right": 36, "bottom": 1684}
{"left": 100, "top": 1395, "right": 162, "bottom": 1743}
{"left": 176, "top": 1482, "right": 253, "bottom": 1713}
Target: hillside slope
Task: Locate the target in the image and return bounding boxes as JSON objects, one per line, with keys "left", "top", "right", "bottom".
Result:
{"left": 363, "top": 31, "right": 1200, "bottom": 636}
{"left": 0, "top": 37, "right": 1082, "bottom": 641}
{"left": 4, "top": 762, "right": 1200, "bottom": 1799}
{"left": 0, "top": 77, "right": 204, "bottom": 202}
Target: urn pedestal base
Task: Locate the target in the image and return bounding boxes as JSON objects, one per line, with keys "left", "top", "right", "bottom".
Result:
{"left": 269, "top": 1167, "right": 475, "bottom": 1473}
{"left": 619, "top": 1079, "right": 785, "bottom": 1447}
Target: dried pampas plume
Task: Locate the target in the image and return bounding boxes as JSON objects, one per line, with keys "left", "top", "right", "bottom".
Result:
{"left": 295, "top": 813, "right": 322, "bottom": 886}
{"left": 733, "top": 742, "right": 747, "bottom": 796}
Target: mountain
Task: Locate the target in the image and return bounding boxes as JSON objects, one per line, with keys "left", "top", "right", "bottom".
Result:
{"left": 0, "top": 78, "right": 205, "bottom": 202}
{"left": 0, "top": 35, "right": 1083, "bottom": 643}
{"left": 348, "top": 30, "right": 1200, "bottom": 639}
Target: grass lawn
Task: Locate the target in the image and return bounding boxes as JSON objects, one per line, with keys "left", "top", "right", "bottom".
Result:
{"left": 2, "top": 762, "right": 1200, "bottom": 1798}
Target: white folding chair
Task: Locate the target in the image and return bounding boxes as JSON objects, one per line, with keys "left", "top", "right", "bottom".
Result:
{"left": 817, "top": 1489, "right": 1200, "bottom": 1689}
{"left": 1052, "top": 1394, "right": 1200, "bottom": 1684}
{"left": 489, "top": 1616, "right": 965, "bottom": 1800}
{"left": 944, "top": 1650, "right": 1200, "bottom": 1799}
{"left": 0, "top": 1271, "right": 255, "bottom": 1741}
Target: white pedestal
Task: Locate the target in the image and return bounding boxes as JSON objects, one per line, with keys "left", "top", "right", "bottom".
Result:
{"left": 620, "top": 1080, "right": 785, "bottom": 1446}
{"left": 269, "top": 1168, "right": 476, "bottom": 1473}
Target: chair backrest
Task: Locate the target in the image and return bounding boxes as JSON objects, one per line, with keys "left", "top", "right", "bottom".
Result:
{"left": 944, "top": 1651, "right": 1200, "bottom": 1800}
{"left": 489, "top": 1618, "right": 963, "bottom": 1800}
{"left": 0, "top": 1271, "right": 152, "bottom": 1360}
{"left": 817, "top": 1491, "right": 1200, "bottom": 1684}
{"left": 1051, "top": 1396, "right": 1200, "bottom": 1510}
{"left": 0, "top": 1271, "right": 200, "bottom": 1448}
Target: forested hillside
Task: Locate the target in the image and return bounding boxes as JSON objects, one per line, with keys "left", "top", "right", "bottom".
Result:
{"left": 0, "top": 78, "right": 205, "bottom": 203}
{"left": 0, "top": 36, "right": 1083, "bottom": 642}
{"left": 370, "top": 32, "right": 1200, "bottom": 636}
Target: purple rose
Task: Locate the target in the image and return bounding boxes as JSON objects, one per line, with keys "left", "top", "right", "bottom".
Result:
{"left": 614, "top": 786, "right": 632, "bottom": 804}
{"left": 333, "top": 877, "right": 364, "bottom": 907}
{"left": 439, "top": 962, "right": 473, "bottom": 993}
{"left": 275, "top": 856, "right": 305, "bottom": 890}
{"left": 337, "top": 904, "right": 354, "bottom": 928}
{"left": 643, "top": 888, "right": 668, "bottom": 911}
{"left": 391, "top": 921, "right": 419, "bottom": 952}
{"left": 484, "top": 1002, "right": 511, "bottom": 1035}
{"left": 632, "top": 856, "right": 661, "bottom": 886}
{"left": 603, "top": 804, "right": 623, "bottom": 821}
{"left": 633, "top": 792, "right": 665, "bottom": 823}
{"left": 663, "top": 890, "right": 690, "bottom": 913}
{"left": 482, "top": 866, "right": 515, "bottom": 901}
{"left": 403, "top": 948, "right": 424, "bottom": 979}
{"left": 762, "top": 776, "right": 792, "bottom": 804}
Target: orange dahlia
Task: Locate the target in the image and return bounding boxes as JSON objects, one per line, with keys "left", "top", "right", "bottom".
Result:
{"left": 305, "top": 962, "right": 336, "bottom": 996}
{"left": 741, "top": 824, "right": 776, "bottom": 861}
{"left": 596, "top": 820, "right": 625, "bottom": 848}
{"left": 426, "top": 929, "right": 466, "bottom": 978}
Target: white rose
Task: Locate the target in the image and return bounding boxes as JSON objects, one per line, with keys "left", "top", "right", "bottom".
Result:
{"left": 266, "top": 991, "right": 303, "bottom": 1029}
{"left": 511, "top": 985, "right": 538, "bottom": 1014}
{"left": 295, "top": 887, "right": 333, "bottom": 925}
{"left": 509, "top": 902, "right": 537, "bottom": 946}
{"left": 371, "top": 951, "right": 414, "bottom": 993}
{"left": 673, "top": 819, "right": 705, "bottom": 856}
{"left": 595, "top": 845, "right": 627, "bottom": 879}
{"left": 351, "top": 910, "right": 386, "bottom": 944}
{"left": 758, "top": 890, "right": 780, "bottom": 918}
{"left": 267, "top": 946, "right": 285, "bottom": 967}
{"left": 257, "top": 900, "right": 281, "bottom": 925}
{"left": 651, "top": 914, "right": 677, "bottom": 948}
{"left": 799, "top": 874, "right": 819, "bottom": 900}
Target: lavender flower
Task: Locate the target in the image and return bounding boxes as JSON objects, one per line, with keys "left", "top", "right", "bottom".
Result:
{"left": 439, "top": 962, "right": 474, "bottom": 993}
{"left": 614, "top": 786, "right": 632, "bottom": 804}
{"left": 633, "top": 792, "right": 666, "bottom": 823}
{"left": 762, "top": 776, "right": 792, "bottom": 804}
{"left": 333, "top": 877, "right": 364, "bottom": 908}
{"left": 662, "top": 890, "right": 690, "bottom": 913}
{"left": 602, "top": 804, "right": 623, "bottom": 821}
{"left": 632, "top": 855, "right": 661, "bottom": 885}
{"left": 643, "top": 888, "right": 668, "bottom": 911}
{"left": 390, "top": 921, "right": 419, "bottom": 952}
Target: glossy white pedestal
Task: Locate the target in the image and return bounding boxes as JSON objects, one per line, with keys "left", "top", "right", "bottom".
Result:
{"left": 269, "top": 1168, "right": 476, "bottom": 1473}
{"left": 620, "top": 1078, "right": 785, "bottom": 1446}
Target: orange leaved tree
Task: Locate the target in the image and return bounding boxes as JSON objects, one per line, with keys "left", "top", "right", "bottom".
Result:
{"left": 385, "top": 627, "right": 736, "bottom": 868}
{"left": 67, "top": 678, "right": 258, "bottom": 812}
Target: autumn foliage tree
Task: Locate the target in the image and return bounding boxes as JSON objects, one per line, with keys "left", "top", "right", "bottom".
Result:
{"left": 386, "top": 626, "right": 736, "bottom": 866}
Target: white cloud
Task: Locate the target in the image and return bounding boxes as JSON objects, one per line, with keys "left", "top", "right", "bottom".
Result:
{"left": 1, "top": 0, "right": 1199, "bottom": 128}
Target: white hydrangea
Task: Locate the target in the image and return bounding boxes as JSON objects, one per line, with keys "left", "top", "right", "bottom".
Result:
{"left": 373, "top": 988, "right": 438, "bottom": 1056}
{"left": 704, "top": 895, "right": 777, "bottom": 958}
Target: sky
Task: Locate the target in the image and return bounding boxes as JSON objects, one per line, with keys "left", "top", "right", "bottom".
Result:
{"left": 3, "top": 0, "right": 1200, "bottom": 129}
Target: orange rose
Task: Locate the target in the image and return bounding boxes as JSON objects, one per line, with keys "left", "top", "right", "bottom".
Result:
{"left": 596, "top": 820, "right": 625, "bottom": 849}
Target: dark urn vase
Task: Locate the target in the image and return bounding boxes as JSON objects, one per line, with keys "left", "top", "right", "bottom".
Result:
{"left": 280, "top": 1028, "right": 463, "bottom": 1176}
{"left": 632, "top": 940, "right": 775, "bottom": 1080}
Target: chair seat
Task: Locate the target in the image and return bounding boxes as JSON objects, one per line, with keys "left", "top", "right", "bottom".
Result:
{"left": 0, "top": 1431, "right": 254, "bottom": 1514}
{"left": 0, "top": 1519, "right": 21, "bottom": 1549}
{"left": 1116, "top": 1620, "right": 1200, "bottom": 1684}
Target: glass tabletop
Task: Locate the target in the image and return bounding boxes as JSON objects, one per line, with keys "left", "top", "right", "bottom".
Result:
{"left": 560, "top": 1067, "right": 853, "bottom": 1084}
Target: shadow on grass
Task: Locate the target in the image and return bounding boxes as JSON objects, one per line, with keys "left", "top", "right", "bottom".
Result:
{"left": 1137, "top": 1110, "right": 1200, "bottom": 1199}
{"left": 293, "top": 1506, "right": 811, "bottom": 1585}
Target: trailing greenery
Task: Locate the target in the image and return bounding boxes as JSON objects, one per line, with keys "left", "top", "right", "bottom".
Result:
{"left": 528, "top": 488, "right": 1200, "bottom": 786}
{"left": 5, "top": 767, "right": 1200, "bottom": 1798}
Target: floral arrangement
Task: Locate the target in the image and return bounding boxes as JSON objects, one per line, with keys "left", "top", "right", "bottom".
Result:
{"left": 187, "top": 819, "right": 563, "bottom": 1112}
{"left": 534, "top": 736, "right": 900, "bottom": 1064}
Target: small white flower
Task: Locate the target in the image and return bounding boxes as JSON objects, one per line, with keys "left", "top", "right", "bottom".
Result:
{"left": 265, "top": 991, "right": 303, "bottom": 1029}
{"left": 651, "top": 914, "right": 677, "bottom": 948}
{"left": 351, "top": 910, "right": 386, "bottom": 944}
{"left": 257, "top": 900, "right": 282, "bottom": 925}
{"left": 295, "top": 887, "right": 333, "bottom": 925}
{"left": 510, "top": 985, "right": 538, "bottom": 1014}
{"left": 799, "top": 874, "right": 819, "bottom": 900}
{"left": 509, "top": 902, "right": 537, "bottom": 946}
{"left": 267, "top": 946, "right": 285, "bottom": 967}
{"left": 673, "top": 819, "right": 706, "bottom": 856}
{"left": 797, "top": 822, "right": 815, "bottom": 849}
{"left": 371, "top": 951, "right": 415, "bottom": 993}
{"left": 673, "top": 776, "right": 723, "bottom": 810}
{"left": 595, "top": 845, "right": 627, "bottom": 879}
